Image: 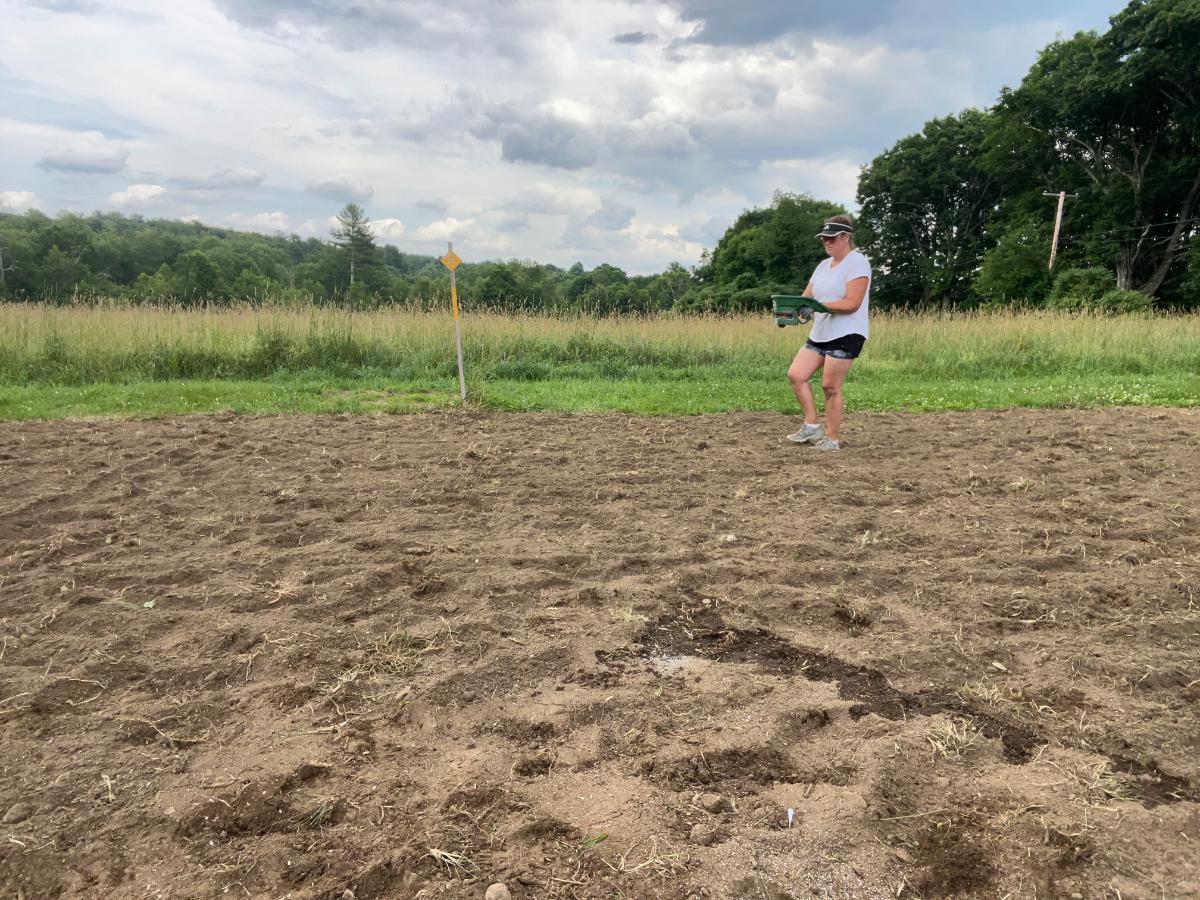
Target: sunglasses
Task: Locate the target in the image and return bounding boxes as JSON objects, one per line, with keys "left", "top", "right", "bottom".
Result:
{"left": 819, "top": 235, "right": 842, "bottom": 243}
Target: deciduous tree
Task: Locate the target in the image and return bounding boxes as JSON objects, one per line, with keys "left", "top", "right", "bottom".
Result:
{"left": 857, "top": 109, "right": 1000, "bottom": 309}
{"left": 986, "top": 0, "right": 1200, "bottom": 296}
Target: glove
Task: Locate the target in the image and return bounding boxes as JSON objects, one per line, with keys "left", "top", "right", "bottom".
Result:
{"left": 797, "top": 308, "right": 814, "bottom": 323}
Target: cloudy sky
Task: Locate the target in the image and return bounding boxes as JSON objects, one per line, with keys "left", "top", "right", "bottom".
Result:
{"left": 1, "top": 0, "right": 1116, "bottom": 273}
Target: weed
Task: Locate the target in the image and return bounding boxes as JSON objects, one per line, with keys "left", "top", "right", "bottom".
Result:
{"left": 366, "top": 628, "right": 429, "bottom": 677}
{"left": 293, "top": 798, "right": 337, "bottom": 830}
{"left": 424, "top": 847, "right": 476, "bottom": 873}
{"left": 1046, "top": 760, "right": 1134, "bottom": 805}
{"left": 322, "top": 627, "right": 432, "bottom": 698}
{"left": 955, "top": 680, "right": 1003, "bottom": 707}
{"left": 833, "top": 595, "right": 874, "bottom": 628}
{"left": 926, "top": 718, "right": 980, "bottom": 760}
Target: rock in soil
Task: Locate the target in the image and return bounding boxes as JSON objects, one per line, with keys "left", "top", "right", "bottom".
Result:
{"left": 485, "top": 883, "right": 512, "bottom": 900}
{"left": 690, "top": 823, "right": 718, "bottom": 846}
{"left": 2, "top": 803, "right": 32, "bottom": 825}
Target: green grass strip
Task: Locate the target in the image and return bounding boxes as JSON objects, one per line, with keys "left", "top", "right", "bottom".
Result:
{"left": 1, "top": 372, "right": 1195, "bottom": 420}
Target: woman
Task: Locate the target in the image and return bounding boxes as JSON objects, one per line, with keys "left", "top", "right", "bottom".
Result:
{"left": 786, "top": 215, "right": 871, "bottom": 452}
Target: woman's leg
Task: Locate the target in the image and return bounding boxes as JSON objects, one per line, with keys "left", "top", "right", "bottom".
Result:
{"left": 787, "top": 348, "right": 825, "bottom": 423}
{"left": 820, "top": 356, "right": 855, "bottom": 439}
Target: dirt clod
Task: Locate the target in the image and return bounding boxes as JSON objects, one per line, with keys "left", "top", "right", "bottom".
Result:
{"left": 698, "top": 792, "right": 727, "bottom": 813}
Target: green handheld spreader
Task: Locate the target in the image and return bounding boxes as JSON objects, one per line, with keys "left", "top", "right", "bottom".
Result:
{"left": 772, "top": 295, "right": 832, "bottom": 328}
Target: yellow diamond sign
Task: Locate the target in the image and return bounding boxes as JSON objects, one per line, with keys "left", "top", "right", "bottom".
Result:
{"left": 440, "top": 249, "right": 462, "bottom": 271}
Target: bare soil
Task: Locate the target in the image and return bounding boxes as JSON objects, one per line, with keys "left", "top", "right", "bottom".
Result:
{"left": 1, "top": 408, "right": 1198, "bottom": 900}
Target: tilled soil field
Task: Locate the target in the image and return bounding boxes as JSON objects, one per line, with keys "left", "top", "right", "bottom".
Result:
{"left": 1, "top": 408, "right": 1198, "bottom": 900}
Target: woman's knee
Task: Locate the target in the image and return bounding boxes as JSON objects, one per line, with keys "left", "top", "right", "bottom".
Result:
{"left": 821, "top": 378, "right": 843, "bottom": 396}
{"left": 788, "top": 367, "right": 813, "bottom": 386}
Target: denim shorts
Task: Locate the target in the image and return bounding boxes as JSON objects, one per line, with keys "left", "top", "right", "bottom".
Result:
{"left": 804, "top": 333, "right": 866, "bottom": 360}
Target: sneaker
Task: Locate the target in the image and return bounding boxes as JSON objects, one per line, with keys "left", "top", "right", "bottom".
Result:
{"left": 812, "top": 437, "right": 841, "bottom": 451}
{"left": 787, "top": 423, "right": 824, "bottom": 444}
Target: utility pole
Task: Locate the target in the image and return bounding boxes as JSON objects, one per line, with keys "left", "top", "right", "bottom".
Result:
{"left": 1043, "top": 191, "right": 1078, "bottom": 270}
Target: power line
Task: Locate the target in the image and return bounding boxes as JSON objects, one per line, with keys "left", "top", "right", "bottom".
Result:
{"left": 1061, "top": 215, "right": 1200, "bottom": 239}
{"left": 1057, "top": 215, "right": 1200, "bottom": 245}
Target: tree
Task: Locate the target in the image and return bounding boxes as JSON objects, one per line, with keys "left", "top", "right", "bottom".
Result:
{"left": 974, "top": 216, "right": 1055, "bottom": 304}
{"left": 330, "top": 203, "right": 379, "bottom": 289}
{"left": 1177, "top": 239, "right": 1200, "bottom": 310}
{"left": 0, "top": 235, "right": 15, "bottom": 293}
{"left": 40, "top": 245, "right": 89, "bottom": 299}
{"left": 477, "top": 262, "right": 522, "bottom": 305}
{"left": 699, "top": 193, "right": 844, "bottom": 310}
{"left": 175, "top": 250, "right": 221, "bottom": 302}
{"left": 985, "top": 0, "right": 1200, "bottom": 296}
{"left": 0, "top": 220, "right": 36, "bottom": 297}
{"left": 857, "top": 109, "right": 1001, "bottom": 309}
{"left": 649, "top": 262, "right": 693, "bottom": 310}
{"left": 760, "top": 193, "right": 845, "bottom": 285}
{"left": 566, "top": 263, "right": 628, "bottom": 304}
{"left": 132, "top": 263, "right": 176, "bottom": 302}
{"left": 229, "top": 268, "right": 276, "bottom": 303}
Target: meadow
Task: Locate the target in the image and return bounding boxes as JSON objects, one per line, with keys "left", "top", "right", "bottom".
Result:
{"left": 0, "top": 302, "right": 1198, "bottom": 420}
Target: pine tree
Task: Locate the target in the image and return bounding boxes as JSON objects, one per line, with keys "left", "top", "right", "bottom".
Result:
{"left": 330, "top": 203, "right": 377, "bottom": 288}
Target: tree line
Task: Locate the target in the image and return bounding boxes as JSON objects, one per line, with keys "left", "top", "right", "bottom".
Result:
{"left": 0, "top": 203, "right": 696, "bottom": 315}
{"left": 1, "top": 0, "right": 1195, "bottom": 313}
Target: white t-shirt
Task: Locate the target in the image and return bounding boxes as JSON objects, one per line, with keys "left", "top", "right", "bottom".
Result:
{"left": 807, "top": 250, "right": 871, "bottom": 341}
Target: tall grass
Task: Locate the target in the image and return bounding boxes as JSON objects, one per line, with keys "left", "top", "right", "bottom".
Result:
{"left": 3, "top": 302, "right": 1198, "bottom": 384}
{"left": 0, "top": 302, "right": 1197, "bottom": 416}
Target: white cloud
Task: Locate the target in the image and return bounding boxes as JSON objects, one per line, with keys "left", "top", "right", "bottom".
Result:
{"left": 226, "top": 210, "right": 292, "bottom": 232}
{"left": 414, "top": 217, "right": 475, "bottom": 242}
{"left": 625, "top": 220, "right": 705, "bottom": 265}
{"left": 762, "top": 156, "right": 864, "bottom": 208}
{"left": 370, "top": 217, "right": 405, "bottom": 241}
{"left": 0, "top": 190, "right": 40, "bottom": 211}
{"left": 586, "top": 197, "right": 635, "bottom": 231}
{"left": 413, "top": 216, "right": 509, "bottom": 252}
{"left": 504, "top": 183, "right": 600, "bottom": 217}
{"left": 39, "top": 132, "right": 129, "bottom": 173}
{"left": 174, "top": 167, "right": 266, "bottom": 190}
{"left": 295, "top": 218, "right": 321, "bottom": 237}
{"left": 108, "top": 183, "right": 167, "bottom": 205}
{"left": 306, "top": 177, "right": 374, "bottom": 203}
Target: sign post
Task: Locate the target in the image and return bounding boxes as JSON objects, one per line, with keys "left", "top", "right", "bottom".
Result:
{"left": 440, "top": 242, "right": 466, "bottom": 402}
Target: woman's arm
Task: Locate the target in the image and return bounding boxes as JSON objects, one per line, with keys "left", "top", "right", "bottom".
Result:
{"left": 821, "top": 276, "right": 868, "bottom": 313}
{"left": 802, "top": 280, "right": 815, "bottom": 299}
